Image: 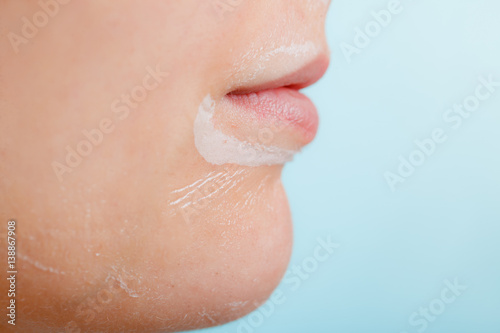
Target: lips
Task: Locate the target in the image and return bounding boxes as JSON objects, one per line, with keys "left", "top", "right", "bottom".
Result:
{"left": 218, "top": 55, "right": 330, "bottom": 148}
{"left": 194, "top": 42, "right": 330, "bottom": 167}
{"left": 224, "top": 88, "right": 319, "bottom": 144}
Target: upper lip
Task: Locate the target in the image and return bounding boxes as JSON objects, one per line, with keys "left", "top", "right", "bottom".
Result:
{"left": 227, "top": 54, "right": 330, "bottom": 96}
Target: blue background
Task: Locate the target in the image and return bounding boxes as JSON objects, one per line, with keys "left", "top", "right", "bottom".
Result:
{"left": 194, "top": 1, "right": 500, "bottom": 332}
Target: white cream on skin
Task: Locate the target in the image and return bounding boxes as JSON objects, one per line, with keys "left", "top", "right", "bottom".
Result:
{"left": 194, "top": 94, "right": 297, "bottom": 166}
{"left": 228, "top": 41, "right": 321, "bottom": 91}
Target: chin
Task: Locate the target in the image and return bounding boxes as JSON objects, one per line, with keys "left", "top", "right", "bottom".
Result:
{"left": 130, "top": 172, "right": 293, "bottom": 333}
{"left": 160, "top": 168, "right": 294, "bottom": 332}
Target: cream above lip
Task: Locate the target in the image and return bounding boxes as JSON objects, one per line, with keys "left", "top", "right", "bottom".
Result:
{"left": 226, "top": 41, "right": 325, "bottom": 93}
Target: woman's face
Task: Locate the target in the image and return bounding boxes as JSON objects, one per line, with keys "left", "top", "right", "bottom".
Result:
{"left": 0, "top": 1, "right": 330, "bottom": 332}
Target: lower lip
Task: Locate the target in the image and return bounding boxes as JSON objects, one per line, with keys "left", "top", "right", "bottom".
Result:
{"left": 223, "top": 87, "right": 319, "bottom": 143}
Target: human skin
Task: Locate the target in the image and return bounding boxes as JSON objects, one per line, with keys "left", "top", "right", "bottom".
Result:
{"left": 0, "top": 1, "right": 331, "bottom": 332}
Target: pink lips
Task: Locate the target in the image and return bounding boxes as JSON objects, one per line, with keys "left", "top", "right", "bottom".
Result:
{"left": 225, "top": 87, "right": 319, "bottom": 143}
{"left": 223, "top": 55, "right": 329, "bottom": 145}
